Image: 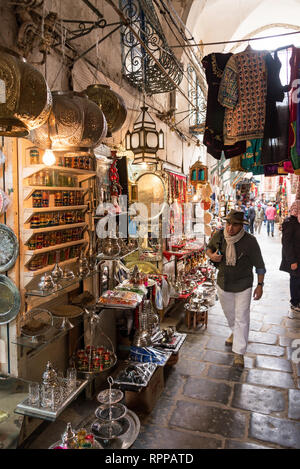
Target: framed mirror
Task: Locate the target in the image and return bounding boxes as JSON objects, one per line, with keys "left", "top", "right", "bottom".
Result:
{"left": 134, "top": 172, "right": 167, "bottom": 221}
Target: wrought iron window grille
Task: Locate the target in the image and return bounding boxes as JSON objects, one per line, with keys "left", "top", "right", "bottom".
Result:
{"left": 119, "top": 0, "right": 183, "bottom": 95}
{"left": 187, "top": 63, "right": 206, "bottom": 135}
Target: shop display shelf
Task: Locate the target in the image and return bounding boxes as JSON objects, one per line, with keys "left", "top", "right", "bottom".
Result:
{"left": 24, "top": 186, "right": 85, "bottom": 201}
{"left": 23, "top": 206, "right": 88, "bottom": 223}
{"left": 25, "top": 239, "right": 87, "bottom": 258}
{"left": 24, "top": 257, "right": 80, "bottom": 278}
{"left": 14, "top": 378, "right": 89, "bottom": 421}
{"left": 25, "top": 270, "right": 98, "bottom": 297}
{"left": 23, "top": 165, "right": 96, "bottom": 181}
{"left": 23, "top": 222, "right": 87, "bottom": 241}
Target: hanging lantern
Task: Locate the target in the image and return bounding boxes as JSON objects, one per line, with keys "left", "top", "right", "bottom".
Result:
{"left": 125, "top": 106, "right": 164, "bottom": 165}
{"left": 85, "top": 84, "right": 127, "bottom": 138}
{"left": 30, "top": 91, "right": 107, "bottom": 153}
{"left": 0, "top": 46, "right": 52, "bottom": 137}
{"left": 189, "top": 161, "right": 208, "bottom": 187}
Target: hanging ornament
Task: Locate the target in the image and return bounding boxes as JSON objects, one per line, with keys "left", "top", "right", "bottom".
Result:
{"left": 0, "top": 46, "right": 52, "bottom": 137}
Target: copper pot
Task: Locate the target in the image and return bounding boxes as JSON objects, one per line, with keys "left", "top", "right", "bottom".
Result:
{"left": 85, "top": 84, "right": 127, "bottom": 137}
{"left": 30, "top": 91, "right": 107, "bottom": 151}
{"left": 0, "top": 46, "right": 52, "bottom": 137}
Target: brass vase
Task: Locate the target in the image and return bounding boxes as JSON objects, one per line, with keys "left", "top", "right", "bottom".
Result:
{"left": 0, "top": 46, "right": 52, "bottom": 137}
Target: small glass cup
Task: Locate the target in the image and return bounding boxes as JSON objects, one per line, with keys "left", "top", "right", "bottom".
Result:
{"left": 28, "top": 383, "right": 40, "bottom": 407}
{"left": 66, "top": 367, "right": 77, "bottom": 391}
{"left": 41, "top": 384, "right": 55, "bottom": 409}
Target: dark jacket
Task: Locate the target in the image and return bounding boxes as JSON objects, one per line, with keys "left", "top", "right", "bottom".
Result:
{"left": 280, "top": 216, "right": 300, "bottom": 277}
{"left": 248, "top": 206, "right": 256, "bottom": 221}
{"left": 207, "top": 229, "right": 266, "bottom": 292}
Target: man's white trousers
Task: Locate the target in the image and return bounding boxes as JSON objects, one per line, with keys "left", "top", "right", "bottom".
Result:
{"left": 216, "top": 285, "right": 253, "bottom": 355}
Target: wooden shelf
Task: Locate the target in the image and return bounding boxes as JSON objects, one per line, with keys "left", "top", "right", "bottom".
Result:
{"left": 24, "top": 186, "right": 85, "bottom": 201}
{"left": 23, "top": 165, "right": 96, "bottom": 180}
{"left": 25, "top": 239, "right": 87, "bottom": 258}
{"left": 23, "top": 206, "right": 88, "bottom": 224}
{"left": 24, "top": 257, "right": 80, "bottom": 278}
{"left": 23, "top": 222, "right": 87, "bottom": 243}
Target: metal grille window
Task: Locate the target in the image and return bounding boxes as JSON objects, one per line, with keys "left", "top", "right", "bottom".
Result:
{"left": 188, "top": 64, "right": 206, "bottom": 134}
{"left": 119, "top": 0, "right": 183, "bottom": 94}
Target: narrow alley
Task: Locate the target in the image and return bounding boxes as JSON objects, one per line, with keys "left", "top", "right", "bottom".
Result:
{"left": 132, "top": 224, "right": 300, "bottom": 449}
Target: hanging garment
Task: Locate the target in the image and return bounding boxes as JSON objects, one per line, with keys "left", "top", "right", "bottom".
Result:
{"left": 241, "top": 139, "right": 264, "bottom": 174}
{"left": 288, "top": 46, "right": 300, "bottom": 168}
{"left": 202, "top": 53, "right": 246, "bottom": 160}
{"left": 264, "top": 164, "right": 279, "bottom": 176}
{"left": 261, "top": 48, "right": 292, "bottom": 165}
{"left": 218, "top": 47, "right": 268, "bottom": 145}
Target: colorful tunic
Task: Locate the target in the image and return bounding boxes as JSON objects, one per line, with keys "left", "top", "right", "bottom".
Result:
{"left": 202, "top": 53, "right": 246, "bottom": 160}
{"left": 218, "top": 48, "right": 268, "bottom": 145}
{"left": 241, "top": 139, "right": 264, "bottom": 175}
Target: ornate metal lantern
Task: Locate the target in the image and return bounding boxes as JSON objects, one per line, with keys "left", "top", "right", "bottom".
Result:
{"left": 189, "top": 161, "right": 208, "bottom": 187}
{"left": 125, "top": 106, "right": 164, "bottom": 164}
{"left": 30, "top": 91, "right": 107, "bottom": 153}
{"left": 0, "top": 46, "right": 52, "bottom": 137}
{"left": 85, "top": 84, "right": 127, "bottom": 138}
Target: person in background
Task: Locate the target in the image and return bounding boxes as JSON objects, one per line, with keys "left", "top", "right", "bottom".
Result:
{"left": 265, "top": 202, "right": 277, "bottom": 236}
{"left": 280, "top": 200, "right": 300, "bottom": 313}
{"left": 254, "top": 204, "right": 265, "bottom": 234}
{"left": 244, "top": 202, "right": 250, "bottom": 232}
{"left": 248, "top": 201, "right": 256, "bottom": 234}
{"left": 206, "top": 210, "right": 266, "bottom": 368}
{"left": 261, "top": 201, "right": 267, "bottom": 225}
{"left": 236, "top": 199, "right": 246, "bottom": 213}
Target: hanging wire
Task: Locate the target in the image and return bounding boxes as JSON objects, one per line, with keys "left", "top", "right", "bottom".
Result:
{"left": 169, "top": 28, "right": 300, "bottom": 49}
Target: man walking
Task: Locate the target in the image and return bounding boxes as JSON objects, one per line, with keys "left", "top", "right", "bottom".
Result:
{"left": 254, "top": 204, "right": 265, "bottom": 234}
{"left": 248, "top": 201, "right": 256, "bottom": 234}
{"left": 265, "top": 202, "right": 277, "bottom": 236}
{"left": 206, "top": 210, "right": 266, "bottom": 368}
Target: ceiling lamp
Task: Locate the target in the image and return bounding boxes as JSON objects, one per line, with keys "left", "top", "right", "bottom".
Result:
{"left": 0, "top": 46, "right": 51, "bottom": 137}
{"left": 85, "top": 84, "right": 127, "bottom": 138}
{"left": 30, "top": 91, "right": 107, "bottom": 154}
{"left": 125, "top": 106, "right": 164, "bottom": 165}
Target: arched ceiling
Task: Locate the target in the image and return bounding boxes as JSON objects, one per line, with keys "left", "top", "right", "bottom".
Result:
{"left": 185, "top": 0, "right": 300, "bottom": 56}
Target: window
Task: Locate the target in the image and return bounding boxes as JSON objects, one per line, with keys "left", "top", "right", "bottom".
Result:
{"left": 187, "top": 64, "right": 206, "bottom": 134}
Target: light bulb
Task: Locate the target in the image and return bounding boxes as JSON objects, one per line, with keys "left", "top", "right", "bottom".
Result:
{"left": 43, "top": 149, "right": 56, "bottom": 166}
{"left": 193, "top": 194, "right": 199, "bottom": 202}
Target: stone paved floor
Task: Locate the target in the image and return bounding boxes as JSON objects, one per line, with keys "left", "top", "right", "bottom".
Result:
{"left": 24, "top": 223, "right": 300, "bottom": 449}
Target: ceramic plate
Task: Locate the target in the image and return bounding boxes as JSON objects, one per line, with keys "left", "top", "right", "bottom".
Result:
{"left": 0, "top": 275, "right": 21, "bottom": 325}
{"left": 0, "top": 224, "right": 19, "bottom": 273}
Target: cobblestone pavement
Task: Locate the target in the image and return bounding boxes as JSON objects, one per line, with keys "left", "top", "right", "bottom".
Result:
{"left": 24, "top": 224, "right": 300, "bottom": 449}
{"left": 132, "top": 225, "right": 300, "bottom": 449}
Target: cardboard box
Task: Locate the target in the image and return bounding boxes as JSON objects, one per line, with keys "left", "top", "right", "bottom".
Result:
{"left": 125, "top": 366, "right": 164, "bottom": 413}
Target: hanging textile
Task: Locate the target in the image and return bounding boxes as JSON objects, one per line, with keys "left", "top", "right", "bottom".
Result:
{"left": 202, "top": 53, "right": 246, "bottom": 160}
{"left": 218, "top": 47, "right": 268, "bottom": 145}
{"left": 241, "top": 139, "right": 264, "bottom": 175}
{"left": 261, "top": 47, "right": 292, "bottom": 166}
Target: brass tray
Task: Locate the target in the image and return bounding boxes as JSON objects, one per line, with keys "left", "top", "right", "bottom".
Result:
{"left": 0, "top": 275, "right": 21, "bottom": 325}
{"left": 0, "top": 224, "right": 19, "bottom": 273}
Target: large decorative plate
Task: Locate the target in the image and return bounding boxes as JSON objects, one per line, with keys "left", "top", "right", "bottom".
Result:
{"left": 0, "top": 224, "right": 19, "bottom": 273}
{"left": 0, "top": 275, "right": 21, "bottom": 325}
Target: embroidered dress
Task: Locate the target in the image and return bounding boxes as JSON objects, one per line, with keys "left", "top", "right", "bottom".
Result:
{"left": 218, "top": 48, "right": 268, "bottom": 146}
{"left": 202, "top": 53, "right": 246, "bottom": 160}
{"left": 241, "top": 139, "right": 264, "bottom": 175}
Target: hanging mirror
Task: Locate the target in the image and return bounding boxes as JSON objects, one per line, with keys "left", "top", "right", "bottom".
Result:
{"left": 134, "top": 172, "right": 167, "bottom": 221}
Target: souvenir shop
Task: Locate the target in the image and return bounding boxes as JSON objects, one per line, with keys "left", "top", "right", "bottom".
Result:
{"left": 0, "top": 18, "right": 217, "bottom": 447}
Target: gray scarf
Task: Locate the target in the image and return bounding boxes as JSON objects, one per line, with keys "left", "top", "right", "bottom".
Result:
{"left": 223, "top": 228, "right": 245, "bottom": 266}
